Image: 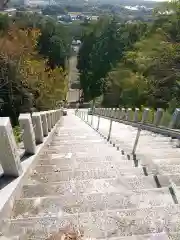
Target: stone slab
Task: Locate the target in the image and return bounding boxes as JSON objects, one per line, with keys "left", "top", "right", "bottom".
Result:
{"left": 33, "top": 160, "right": 135, "bottom": 173}
{"left": 21, "top": 176, "right": 157, "bottom": 198}
{"left": 28, "top": 167, "right": 144, "bottom": 183}
{"left": 4, "top": 205, "right": 180, "bottom": 239}
{"left": 12, "top": 188, "right": 173, "bottom": 219}
{"left": 0, "top": 120, "right": 61, "bottom": 226}
{"left": 3, "top": 111, "right": 180, "bottom": 239}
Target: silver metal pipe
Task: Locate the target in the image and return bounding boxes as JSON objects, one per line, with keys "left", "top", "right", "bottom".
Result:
{"left": 107, "top": 119, "right": 113, "bottom": 141}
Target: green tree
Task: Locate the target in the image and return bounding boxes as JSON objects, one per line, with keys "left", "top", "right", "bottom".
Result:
{"left": 106, "top": 1, "right": 180, "bottom": 109}
{"left": 78, "top": 17, "right": 147, "bottom": 104}
{"left": 37, "top": 19, "right": 71, "bottom": 69}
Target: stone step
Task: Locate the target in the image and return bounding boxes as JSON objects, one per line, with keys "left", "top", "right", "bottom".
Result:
{"left": 112, "top": 232, "right": 170, "bottom": 239}
{"left": 138, "top": 151, "right": 180, "bottom": 159}
{"left": 138, "top": 138, "right": 179, "bottom": 145}
{"left": 27, "top": 167, "right": 144, "bottom": 184}
{"left": 33, "top": 161, "right": 136, "bottom": 173}
{"left": 105, "top": 205, "right": 180, "bottom": 237}
{"left": 137, "top": 142, "right": 178, "bottom": 148}
{"left": 137, "top": 146, "right": 180, "bottom": 153}
{"left": 0, "top": 236, "right": 23, "bottom": 240}
{"left": 34, "top": 162, "right": 180, "bottom": 177}
{"left": 12, "top": 188, "right": 173, "bottom": 219}
{"left": 21, "top": 176, "right": 157, "bottom": 198}
{"left": 152, "top": 158, "right": 180, "bottom": 166}
{"left": 0, "top": 233, "right": 172, "bottom": 240}
{"left": 148, "top": 165, "right": 180, "bottom": 176}
{"left": 0, "top": 221, "right": 26, "bottom": 240}
{"left": 4, "top": 205, "right": 180, "bottom": 239}
{"left": 138, "top": 136, "right": 176, "bottom": 142}
{"left": 40, "top": 149, "right": 123, "bottom": 156}
{"left": 172, "top": 186, "right": 180, "bottom": 203}
{"left": 156, "top": 165, "right": 180, "bottom": 175}
{"left": 53, "top": 131, "right": 100, "bottom": 135}
{"left": 52, "top": 136, "right": 104, "bottom": 141}
{"left": 49, "top": 141, "right": 113, "bottom": 147}
{"left": 140, "top": 153, "right": 180, "bottom": 161}
{"left": 50, "top": 139, "right": 108, "bottom": 145}
{"left": 52, "top": 135, "right": 104, "bottom": 139}
{"left": 169, "top": 231, "right": 180, "bottom": 240}
{"left": 53, "top": 131, "right": 104, "bottom": 135}
{"left": 43, "top": 147, "right": 121, "bottom": 155}
{"left": 37, "top": 155, "right": 130, "bottom": 166}
{"left": 156, "top": 174, "right": 180, "bottom": 188}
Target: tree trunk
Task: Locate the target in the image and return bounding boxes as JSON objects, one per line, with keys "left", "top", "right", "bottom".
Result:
{"left": 91, "top": 98, "right": 95, "bottom": 112}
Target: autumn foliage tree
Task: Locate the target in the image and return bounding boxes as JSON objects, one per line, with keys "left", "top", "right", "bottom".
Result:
{"left": 0, "top": 14, "right": 69, "bottom": 125}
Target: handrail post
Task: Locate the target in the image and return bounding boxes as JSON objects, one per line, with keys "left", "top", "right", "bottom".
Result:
{"left": 126, "top": 108, "right": 132, "bottom": 121}
{"left": 107, "top": 118, "right": 113, "bottom": 141}
{"left": 32, "top": 112, "right": 44, "bottom": 144}
{"left": 153, "top": 108, "right": 164, "bottom": 126}
{"left": 0, "top": 117, "right": 23, "bottom": 177}
{"left": 110, "top": 108, "right": 114, "bottom": 118}
{"left": 87, "top": 109, "right": 89, "bottom": 123}
{"left": 40, "top": 112, "right": 48, "bottom": 137}
{"left": 121, "top": 108, "right": 126, "bottom": 119}
{"left": 169, "top": 108, "right": 180, "bottom": 129}
{"left": 115, "top": 108, "right": 119, "bottom": 119}
{"left": 117, "top": 108, "right": 121, "bottom": 119}
{"left": 132, "top": 108, "right": 149, "bottom": 156}
{"left": 133, "top": 108, "right": 139, "bottom": 122}
{"left": 132, "top": 125, "right": 141, "bottom": 156}
{"left": 46, "top": 112, "right": 52, "bottom": 132}
{"left": 91, "top": 110, "right": 94, "bottom": 126}
{"left": 19, "top": 113, "right": 36, "bottom": 155}
{"left": 97, "top": 110, "right": 101, "bottom": 131}
{"left": 51, "top": 110, "right": 55, "bottom": 127}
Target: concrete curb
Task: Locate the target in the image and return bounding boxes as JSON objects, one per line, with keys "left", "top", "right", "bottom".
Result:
{"left": 0, "top": 118, "right": 63, "bottom": 226}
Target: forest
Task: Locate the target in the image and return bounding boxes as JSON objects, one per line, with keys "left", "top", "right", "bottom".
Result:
{"left": 0, "top": 12, "right": 71, "bottom": 125}
{"left": 77, "top": 0, "right": 180, "bottom": 116}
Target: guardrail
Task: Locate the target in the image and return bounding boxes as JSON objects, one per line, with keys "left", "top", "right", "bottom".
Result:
{"left": 0, "top": 109, "right": 63, "bottom": 178}
{"left": 75, "top": 107, "right": 180, "bottom": 158}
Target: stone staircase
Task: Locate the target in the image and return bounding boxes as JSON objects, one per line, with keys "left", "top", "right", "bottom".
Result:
{"left": 1, "top": 111, "right": 180, "bottom": 239}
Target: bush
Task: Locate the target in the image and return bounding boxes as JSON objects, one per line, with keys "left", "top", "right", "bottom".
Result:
{"left": 13, "top": 126, "right": 22, "bottom": 143}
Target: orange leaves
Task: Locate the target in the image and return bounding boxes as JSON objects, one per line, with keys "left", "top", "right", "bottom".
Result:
{"left": 0, "top": 22, "right": 67, "bottom": 110}
{"left": 20, "top": 55, "right": 67, "bottom": 109}
{"left": 0, "top": 25, "right": 38, "bottom": 62}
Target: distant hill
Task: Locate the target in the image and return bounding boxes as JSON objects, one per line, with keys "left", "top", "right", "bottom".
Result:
{"left": 92, "top": 0, "right": 162, "bottom": 8}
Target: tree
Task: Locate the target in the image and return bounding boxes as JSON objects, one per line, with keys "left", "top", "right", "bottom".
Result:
{"left": 0, "top": 15, "right": 69, "bottom": 124}
{"left": 42, "top": 5, "right": 66, "bottom": 16}
{"left": 105, "top": 1, "right": 180, "bottom": 109}
{"left": 78, "top": 17, "right": 117, "bottom": 102}
{"left": 78, "top": 17, "right": 147, "bottom": 104}
{"left": 37, "top": 19, "right": 71, "bottom": 70}
{"left": 0, "top": 14, "right": 10, "bottom": 33}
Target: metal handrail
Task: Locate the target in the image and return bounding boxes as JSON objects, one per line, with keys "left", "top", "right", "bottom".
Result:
{"left": 93, "top": 113, "right": 180, "bottom": 140}
{"left": 77, "top": 109, "right": 180, "bottom": 158}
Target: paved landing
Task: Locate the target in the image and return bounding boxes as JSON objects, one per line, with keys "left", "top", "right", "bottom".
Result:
{"left": 1, "top": 111, "right": 180, "bottom": 240}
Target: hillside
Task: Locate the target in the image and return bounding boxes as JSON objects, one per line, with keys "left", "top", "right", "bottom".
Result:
{"left": 77, "top": 0, "right": 180, "bottom": 112}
